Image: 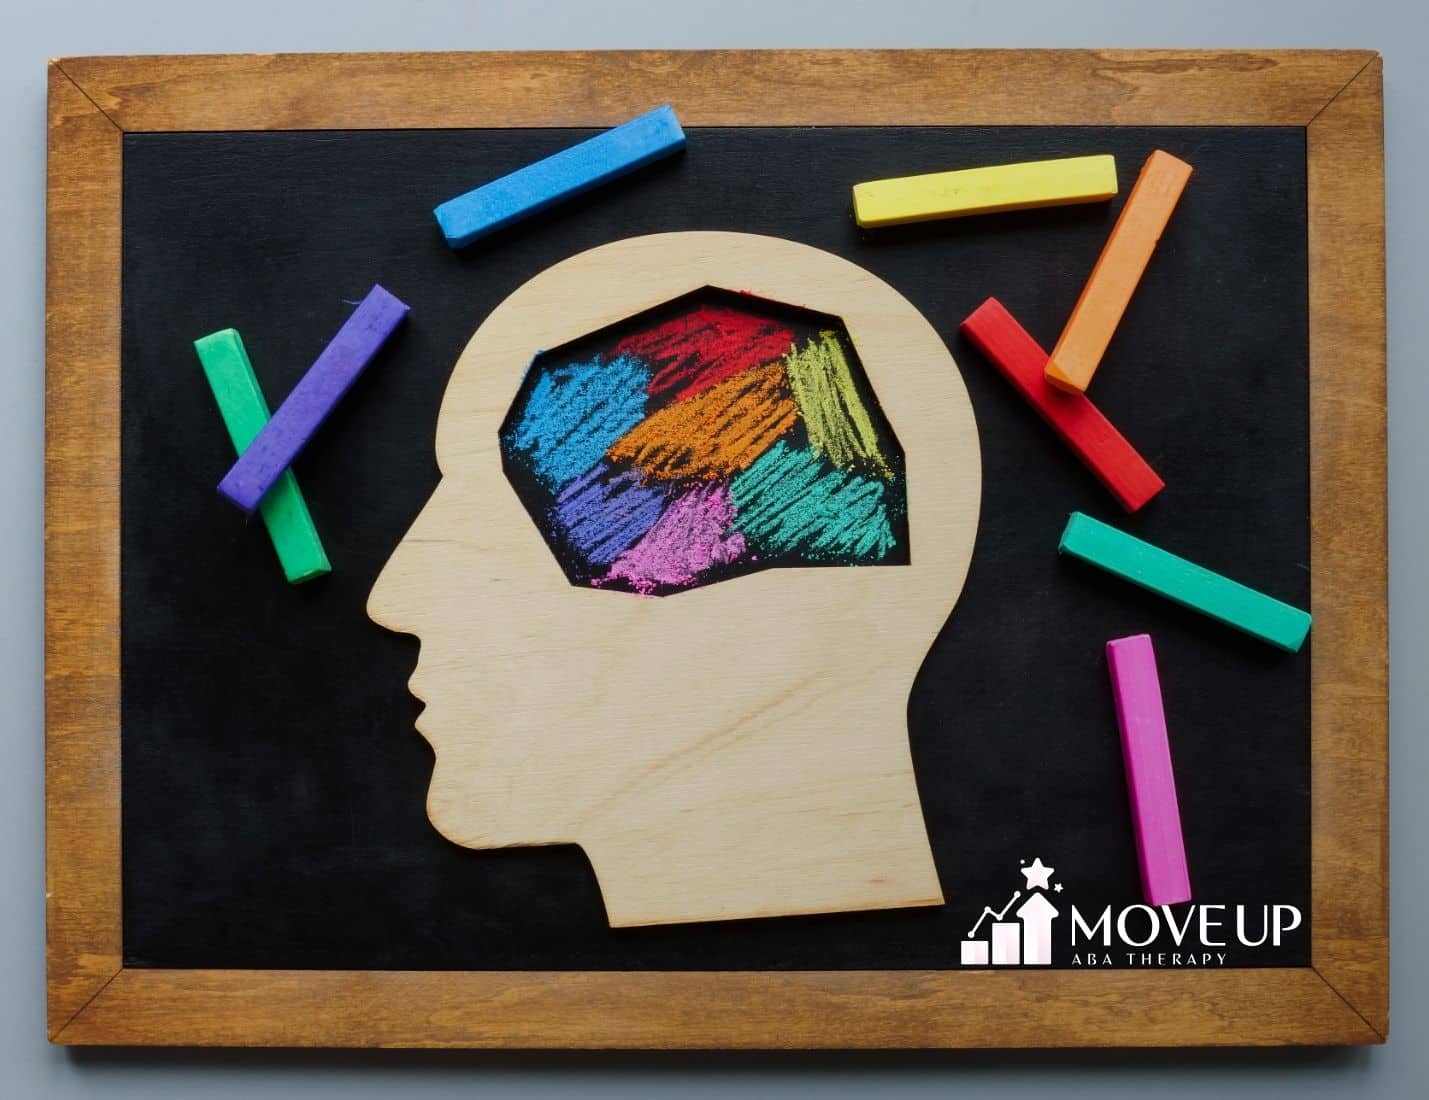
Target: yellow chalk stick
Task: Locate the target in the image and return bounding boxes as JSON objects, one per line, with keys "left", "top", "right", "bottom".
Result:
{"left": 852, "top": 154, "right": 1119, "bottom": 228}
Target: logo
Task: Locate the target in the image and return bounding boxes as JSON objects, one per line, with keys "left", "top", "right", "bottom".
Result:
{"left": 1069, "top": 902, "right": 1302, "bottom": 968}
{"left": 957, "top": 854, "right": 1305, "bottom": 968}
{"left": 959, "top": 857, "right": 1062, "bottom": 966}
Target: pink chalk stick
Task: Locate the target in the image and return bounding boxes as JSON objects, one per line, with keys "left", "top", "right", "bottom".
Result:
{"left": 1106, "top": 633, "right": 1191, "bottom": 906}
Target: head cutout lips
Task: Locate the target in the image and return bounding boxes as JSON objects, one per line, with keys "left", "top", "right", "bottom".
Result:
{"left": 369, "top": 232, "right": 981, "bottom": 927}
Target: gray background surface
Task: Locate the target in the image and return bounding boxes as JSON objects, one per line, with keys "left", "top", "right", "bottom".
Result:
{"left": 5, "top": 1, "right": 1420, "bottom": 1095}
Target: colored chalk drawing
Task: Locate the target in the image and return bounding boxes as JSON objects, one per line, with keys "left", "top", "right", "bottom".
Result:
{"left": 500, "top": 288, "right": 909, "bottom": 596}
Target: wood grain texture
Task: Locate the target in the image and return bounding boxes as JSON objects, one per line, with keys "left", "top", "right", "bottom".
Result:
{"left": 367, "top": 232, "right": 979, "bottom": 927}
{"left": 52, "top": 967, "right": 1379, "bottom": 1048}
{"left": 43, "top": 49, "right": 1388, "bottom": 1048}
{"left": 44, "top": 62, "right": 124, "bottom": 1037}
{"left": 1306, "top": 56, "right": 1389, "bottom": 1039}
{"left": 54, "top": 50, "right": 1375, "bottom": 131}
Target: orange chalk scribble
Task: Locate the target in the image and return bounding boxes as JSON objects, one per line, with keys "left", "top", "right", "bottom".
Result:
{"left": 607, "top": 361, "right": 797, "bottom": 482}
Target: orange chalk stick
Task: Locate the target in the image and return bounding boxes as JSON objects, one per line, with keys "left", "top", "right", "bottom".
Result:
{"left": 1045, "top": 150, "right": 1193, "bottom": 394}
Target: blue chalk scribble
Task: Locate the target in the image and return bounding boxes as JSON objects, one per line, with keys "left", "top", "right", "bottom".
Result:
{"left": 504, "top": 354, "right": 650, "bottom": 490}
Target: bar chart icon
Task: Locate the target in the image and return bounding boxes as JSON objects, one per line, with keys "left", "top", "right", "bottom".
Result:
{"left": 961, "top": 889, "right": 1022, "bottom": 965}
{"left": 958, "top": 858, "right": 1063, "bottom": 967}
{"left": 991, "top": 921, "right": 1022, "bottom": 965}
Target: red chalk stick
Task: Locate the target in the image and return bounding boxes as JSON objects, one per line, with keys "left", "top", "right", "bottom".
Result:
{"left": 218, "top": 285, "right": 409, "bottom": 513}
{"left": 1106, "top": 634, "right": 1191, "bottom": 907}
{"left": 960, "top": 298, "right": 1164, "bottom": 512}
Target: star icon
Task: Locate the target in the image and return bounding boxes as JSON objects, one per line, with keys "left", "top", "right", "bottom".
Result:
{"left": 1053, "top": 882, "right": 1064, "bottom": 893}
{"left": 1021, "top": 857, "right": 1055, "bottom": 891}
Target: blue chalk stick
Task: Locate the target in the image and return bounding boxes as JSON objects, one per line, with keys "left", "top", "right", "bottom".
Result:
{"left": 217, "top": 285, "right": 409, "bottom": 513}
{"left": 434, "top": 105, "right": 686, "bottom": 249}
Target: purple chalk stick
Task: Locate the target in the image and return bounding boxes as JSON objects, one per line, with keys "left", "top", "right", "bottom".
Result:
{"left": 217, "top": 285, "right": 409, "bottom": 512}
{"left": 1106, "top": 633, "right": 1192, "bottom": 907}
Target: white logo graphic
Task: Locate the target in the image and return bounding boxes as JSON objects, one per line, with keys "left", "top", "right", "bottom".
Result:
{"left": 960, "top": 857, "right": 1063, "bottom": 966}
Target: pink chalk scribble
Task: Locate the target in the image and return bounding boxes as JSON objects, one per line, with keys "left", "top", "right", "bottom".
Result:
{"left": 597, "top": 482, "right": 747, "bottom": 595}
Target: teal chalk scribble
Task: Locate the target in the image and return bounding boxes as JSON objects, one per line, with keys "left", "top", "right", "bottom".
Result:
{"left": 731, "top": 440, "right": 897, "bottom": 561}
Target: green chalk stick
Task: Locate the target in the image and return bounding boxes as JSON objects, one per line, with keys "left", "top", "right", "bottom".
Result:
{"left": 1058, "top": 511, "right": 1311, "bottom": 652}
{"left": 194, "top": 329, "right": 331, "bottom": 584}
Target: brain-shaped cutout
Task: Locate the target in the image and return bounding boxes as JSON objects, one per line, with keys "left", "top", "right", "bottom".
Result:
{"left": 500, "top": 288, "right": 909, "bottom": 596}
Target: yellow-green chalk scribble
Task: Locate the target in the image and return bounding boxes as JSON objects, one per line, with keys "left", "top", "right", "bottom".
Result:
{"left": 783, "top": 331, "right": 893, "bottom": 479}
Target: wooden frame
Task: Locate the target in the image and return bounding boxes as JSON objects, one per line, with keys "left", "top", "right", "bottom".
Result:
{"left": 45, "top": 49, "right": 1387, "bottom": 1048}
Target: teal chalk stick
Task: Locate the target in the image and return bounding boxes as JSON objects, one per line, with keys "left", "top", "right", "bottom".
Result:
{"left": 434, "top": 104, "right": 686, "bottom": 248}
{"left": 1058, "top": 512, "right": 1311, "bottom": 652}
{"left": 195, "top": 329, "right": 331, "bottom": 584}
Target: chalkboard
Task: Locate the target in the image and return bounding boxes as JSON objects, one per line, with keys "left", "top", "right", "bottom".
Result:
{"left": 120, "top": 124, "right": 1310, "bottom": 972}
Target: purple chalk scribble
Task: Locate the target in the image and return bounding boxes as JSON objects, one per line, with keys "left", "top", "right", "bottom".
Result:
{"left": 551, "top": 462, "right": 668, "bottom": 565}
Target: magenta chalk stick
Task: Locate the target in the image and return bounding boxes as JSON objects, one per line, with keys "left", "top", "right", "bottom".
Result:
{"left": 1106, "top": 633, "right": 1192, "bottom": 907}
{"left": 217, "top": 285, "right": 409, "bottom": 512}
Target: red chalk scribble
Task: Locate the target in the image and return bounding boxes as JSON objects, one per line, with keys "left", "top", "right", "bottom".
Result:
{"left": 613, "top": 305, "right": 796, "bottom": 403}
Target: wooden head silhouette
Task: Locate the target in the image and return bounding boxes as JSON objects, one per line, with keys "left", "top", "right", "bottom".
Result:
{"left": 368, "top": 232, "right": 980, "bottom": 926}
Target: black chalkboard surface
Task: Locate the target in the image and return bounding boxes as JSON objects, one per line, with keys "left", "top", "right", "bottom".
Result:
{"left": 120, "top": 125, "right": 1309, "bottom": 971}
